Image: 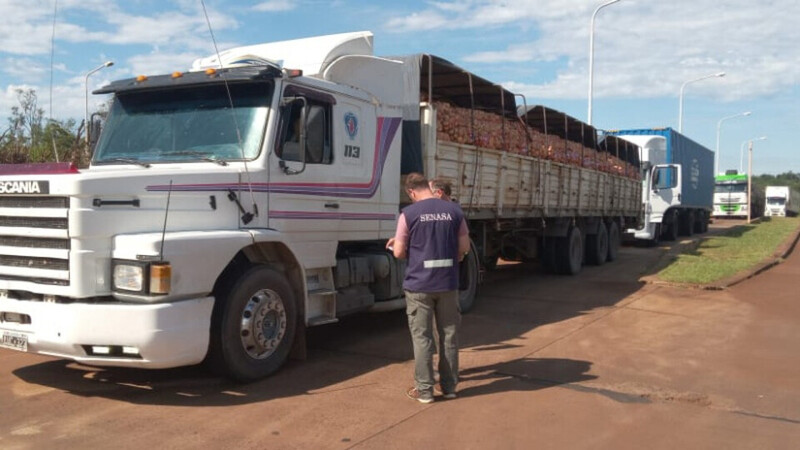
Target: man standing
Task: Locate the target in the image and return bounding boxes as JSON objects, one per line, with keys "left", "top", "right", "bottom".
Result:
{"left": 387, "top": 173, "right": 470, "bottom": 403}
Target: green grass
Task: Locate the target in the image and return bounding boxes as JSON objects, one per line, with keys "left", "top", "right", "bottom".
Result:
{"left": 658, "top": 217, "right": 800, "bottom": 284}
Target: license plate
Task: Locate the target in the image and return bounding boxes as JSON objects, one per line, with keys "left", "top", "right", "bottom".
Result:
{"left": 0, "top": 331, "right": 28, "bottom": 352}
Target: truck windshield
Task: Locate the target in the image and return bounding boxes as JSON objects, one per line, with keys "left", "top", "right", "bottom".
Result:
{"left": 93, "top": 82, "right": 273, "bottom": 165}
{"left": 714, "top": 183, "right": 747, "bottom": 194}
{"left": 767, "top": 197, "right": 786, "bottom": 205}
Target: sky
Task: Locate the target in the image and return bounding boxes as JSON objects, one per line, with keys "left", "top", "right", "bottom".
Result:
{"left": 1, "top": 0, "right": 798, "bottom": 175}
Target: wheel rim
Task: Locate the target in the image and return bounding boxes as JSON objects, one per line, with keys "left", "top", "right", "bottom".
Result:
{"left": 239, "top": 289, "right": 287, "bottom": 360}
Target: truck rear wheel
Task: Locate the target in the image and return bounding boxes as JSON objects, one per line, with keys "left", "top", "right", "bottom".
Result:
{"left": 681, "top": 212, "right": 695, "bottom": 236}
{"left": 556, "top": 226, "right": 583, "bottom": 275}
{"left": 458, "top": 242, "right": 480, "bottom": 313}
{"left": 207, "top": 266, "right": 297, "bottom": 382}
{"left": 585, "top": 221, "right": 608, "bottom": 266}
{"left": 694, "top": 211, "right": 706, "bottom": 234}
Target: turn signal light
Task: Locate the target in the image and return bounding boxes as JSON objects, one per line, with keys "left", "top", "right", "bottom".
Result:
{"left": 150, "top": 263, "right": 172, "bottom": 294}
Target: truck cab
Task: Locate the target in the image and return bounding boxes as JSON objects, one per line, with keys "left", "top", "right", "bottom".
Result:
{"left": 0, "top": 32, "right": 413, "bottom": 381}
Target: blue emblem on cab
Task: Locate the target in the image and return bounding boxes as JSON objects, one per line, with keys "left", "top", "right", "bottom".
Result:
{"left": 344, "top": 112, "right": 358, "bottom": 140}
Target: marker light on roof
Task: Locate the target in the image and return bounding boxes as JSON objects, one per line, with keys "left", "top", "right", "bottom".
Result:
{"left": 285, "top": 69, "right": 303, "bottom": 77}
{"left": 171, "top": 71, "right": 183, "bottom": 78}
{"left": 205, "top": 68, "right": 217, "bottom": 76}
{"left": 136, "top": 75, "right": 148, "bottom": 82}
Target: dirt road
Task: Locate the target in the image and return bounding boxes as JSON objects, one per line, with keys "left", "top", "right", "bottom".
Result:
{"left": 1, "top": 226, "right": 798, "bottom": 449}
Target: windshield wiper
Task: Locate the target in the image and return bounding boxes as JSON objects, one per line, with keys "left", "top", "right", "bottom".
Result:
{"left": 163, "top": 151, "right": 229, "bottom": 166}
{"left": 101, "top": 158, "right": 151, "bottom": 168}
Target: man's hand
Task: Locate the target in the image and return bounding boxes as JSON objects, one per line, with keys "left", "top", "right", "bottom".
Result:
{"left": 385, "top": 237, "right": 396, "bottom": 251}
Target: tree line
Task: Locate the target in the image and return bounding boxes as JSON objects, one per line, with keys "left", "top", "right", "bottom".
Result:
{"left": 1, "top": 88, "right": 92, "bottom": 167}
{"left": 752, "top": 172, "right": 800, "bottom": 195}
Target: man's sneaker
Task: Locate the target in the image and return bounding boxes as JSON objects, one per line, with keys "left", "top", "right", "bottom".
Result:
{"left": 406, "top": 387, "right": 434, "bottom": 404}
{"left": 434, "top": 385, "right": 457, "bottom": 399}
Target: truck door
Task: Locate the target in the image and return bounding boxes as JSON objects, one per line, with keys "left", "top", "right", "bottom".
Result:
{"left": 268, "top": 86, "right": 387, "bottom": 246}
{"left": 267, "top": 87, "right": 340, "bottom": 246}
{"left": 650, "top": 164, "right": 682, "bottom": 214}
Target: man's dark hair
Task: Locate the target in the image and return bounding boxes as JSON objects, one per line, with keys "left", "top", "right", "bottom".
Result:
{"left": 405, "top": 172, "right": 430, "bottom": 191}
{"left": 430, "top": 178, "right": 452, "bottom": 197}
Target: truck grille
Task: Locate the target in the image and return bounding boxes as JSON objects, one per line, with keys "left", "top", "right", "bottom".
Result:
{"left": 0, "top": 196, "right": 70, "bottom": 286}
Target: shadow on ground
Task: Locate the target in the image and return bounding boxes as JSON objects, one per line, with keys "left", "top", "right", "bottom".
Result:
{"left": 12, "top": 244, "right": 659, "bottom": 407}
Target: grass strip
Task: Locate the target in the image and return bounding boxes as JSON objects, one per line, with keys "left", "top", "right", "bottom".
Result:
{"left": 658, "top": 217, "right": 800, "bottom": 284}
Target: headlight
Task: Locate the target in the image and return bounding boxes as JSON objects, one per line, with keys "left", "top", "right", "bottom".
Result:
{"left": 112, "top": 260, "right": 171, "bottom": 295}
{"left": 114, "top": 262, "right": 145, "bottom": 292}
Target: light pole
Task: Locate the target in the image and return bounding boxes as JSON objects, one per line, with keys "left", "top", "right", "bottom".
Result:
{"left": 739, "top": 136, "right": 766, "bottom": 173}
{"left": 84, "top": 61, "right": 114, "bottom": 144}
{"left": 715, "top": 111, "right": 751, "bottom": 175}
{"left": 678, "top": 71, "right": 725, "bottom": 133}
{"left": 587, "top": 0, "right": 621, "bottom": 125}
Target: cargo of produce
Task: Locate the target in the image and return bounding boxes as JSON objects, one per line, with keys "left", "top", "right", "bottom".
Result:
{"left": 433, "top": 100, "right": 639, "bottom": 179}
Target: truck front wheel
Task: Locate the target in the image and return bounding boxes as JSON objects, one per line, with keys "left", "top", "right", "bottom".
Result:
{"left": 207, "top": 266, "right": 297, "bottom": 382}
{"left": 661, "top": 214, "right": 679, "bottom": 241}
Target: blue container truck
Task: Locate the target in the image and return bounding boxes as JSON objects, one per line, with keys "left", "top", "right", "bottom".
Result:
{"left": 609, "top": 128, "right": 714, "bottom": 243}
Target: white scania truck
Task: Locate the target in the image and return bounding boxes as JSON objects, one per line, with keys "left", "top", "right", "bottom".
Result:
{"left": 0, "top": 32, "right": 640, "bottom": 381}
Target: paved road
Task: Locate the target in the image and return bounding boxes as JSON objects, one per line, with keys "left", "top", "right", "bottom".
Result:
{"left": 1, "top": 224, "right": 798, "bottom": 449}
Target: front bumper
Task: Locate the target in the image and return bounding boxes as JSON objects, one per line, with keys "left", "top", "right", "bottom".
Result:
{"left": 0, "top": 296, "right": 214, "bottom": 369}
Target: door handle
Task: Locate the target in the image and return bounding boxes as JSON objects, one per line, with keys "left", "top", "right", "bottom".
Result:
{"left": 324, "top": 202, "right": 340, "bottom": 209}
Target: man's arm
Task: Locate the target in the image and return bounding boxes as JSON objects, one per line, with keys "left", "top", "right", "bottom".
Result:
{"left": 387, "top": 213, "right": 409, "bottom": 259}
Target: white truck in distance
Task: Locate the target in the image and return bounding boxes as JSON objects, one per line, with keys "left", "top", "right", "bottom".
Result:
{"left": 764, "top": 186, "right": 799, "bottom": 217}
{"left": 0, "top": 32, "right": 640, "bottom": 381}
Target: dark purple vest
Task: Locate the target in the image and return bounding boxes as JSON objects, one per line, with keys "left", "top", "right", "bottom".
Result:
{"left": 402, "top": 198, "right": 465, "bottom": 292}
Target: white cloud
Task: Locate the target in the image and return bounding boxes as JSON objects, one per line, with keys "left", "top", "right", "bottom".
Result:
{"left": 252, "top": 1, "right": 297, "bottom": 12}
{"left": 127, "top": 51, "right": 206, "bottom": 76}
{"left": 385, "top": 0, "right": 588, "bottom": 32}
{"left": 0, "top": 1, "right": 239, "bottom": 54}
{"left": 385, "top": 10, "right": 450, "bottom": 32}
{"left": 384, "top": 0, "right": 800, "bottom": 101}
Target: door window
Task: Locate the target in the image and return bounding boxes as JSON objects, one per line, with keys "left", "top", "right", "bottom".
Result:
{"left": 277, "top": 98, "right": 332, "bottom": 164}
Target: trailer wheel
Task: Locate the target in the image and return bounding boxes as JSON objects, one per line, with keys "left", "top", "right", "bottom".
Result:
{"left": 207, "top": 266, "right": 297, "bottom": 382}
{"left": 606, "top": 221, "right": 621, "bottom": 262}
{"left": 585, "top": 221, "right": 608, "bottom": 266}
{"left": 556, "top": 226, "right": 583, "bottom": 275}
{"left": 458, "top": 241, "right": 480, "bottom": 313}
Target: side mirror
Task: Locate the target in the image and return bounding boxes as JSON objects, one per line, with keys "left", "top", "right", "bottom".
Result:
{"left": 278, "top": 97, "right": 308, "bottom": 175}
